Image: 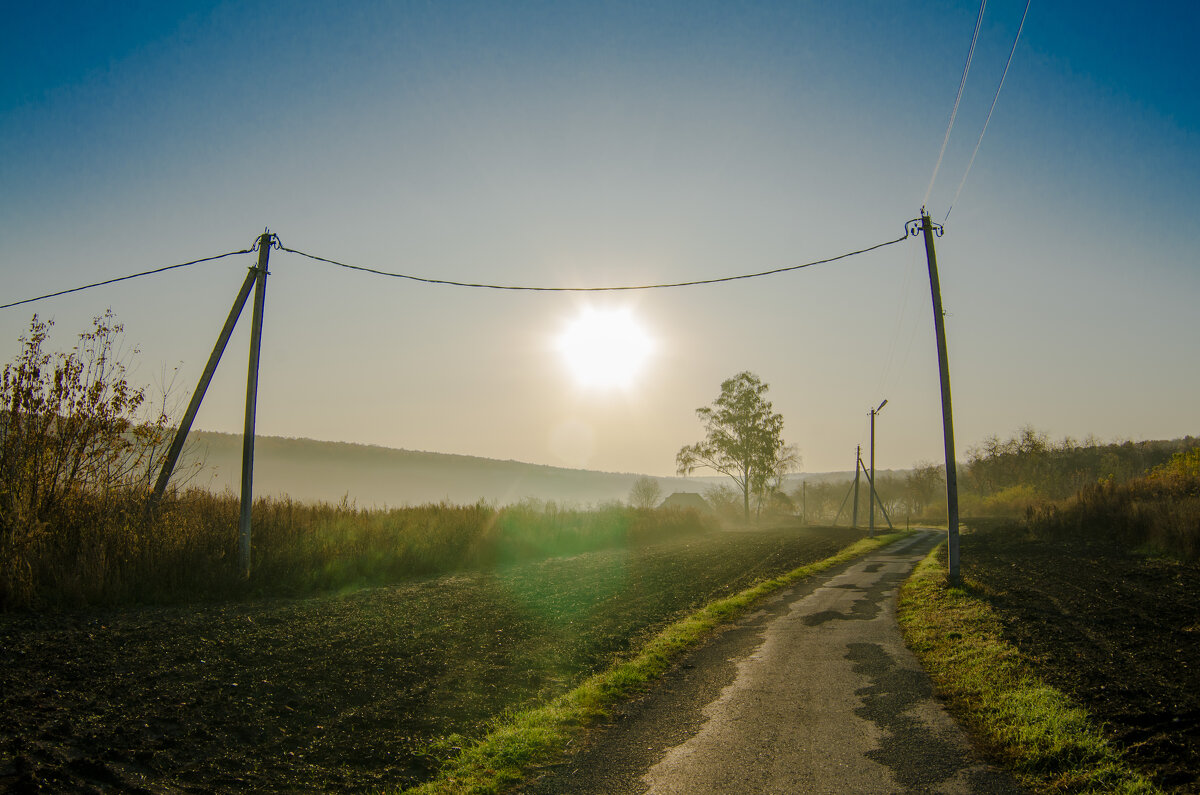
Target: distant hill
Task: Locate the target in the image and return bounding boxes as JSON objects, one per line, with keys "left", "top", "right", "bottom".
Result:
{"left": 179, "top": 432, "right": 726, "bottom": 508}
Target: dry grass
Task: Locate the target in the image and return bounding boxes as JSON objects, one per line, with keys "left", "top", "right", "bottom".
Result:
{"left": 1028, "top": 449, "right": 1200, "bottom": 560}
{"left": 2, "top": 488, "right": 716, "bottom": 609}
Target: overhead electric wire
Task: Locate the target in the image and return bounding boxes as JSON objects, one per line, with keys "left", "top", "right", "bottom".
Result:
{"left": 922, "top": 0, "right": 988, "bottom": 209}
{"left": 3, "top": 232, "right": 913, "bottom": 311}
{"left": 1, "top": 247, "right": 256, "bottom": 310}
{"left": 944, "top": 0, "right": 1031, "bottom": 222}
{"left": 277, "top": 234, "right": 910, "bottom": 292}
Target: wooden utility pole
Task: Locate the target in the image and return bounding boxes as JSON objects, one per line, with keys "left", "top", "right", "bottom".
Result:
{"left": 915, "top": 210, "right": 960, "bottom": 580}
{"left": 851, "top": 445, "right": 861, "bottom": 529}
{"left": 239, "top": 232, "right": 272, "bottom": 578}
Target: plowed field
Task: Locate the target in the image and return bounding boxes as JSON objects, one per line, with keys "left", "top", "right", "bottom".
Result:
{"left": 0, "top": 524, "right": 863, "bottom": 793}
{"left": 962, "top": 525, "right": 1200, "bottom": 792}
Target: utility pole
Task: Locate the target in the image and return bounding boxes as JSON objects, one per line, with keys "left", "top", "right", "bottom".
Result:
{"left": 239, "top": 231, "right": 272, "bottom": 578}
{"left": 852, "top": 445, "right": 861, "bottom": 529}
{"left": 869, "top": 399, "right": 887, "bottom": 538}
{"left": 911, "top": 210, "right": 960, "bottom": 581}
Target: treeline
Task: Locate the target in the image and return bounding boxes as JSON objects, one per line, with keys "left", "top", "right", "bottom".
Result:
{"left": 962, "top": 426, "right": 1196, "bottom": 503}
{"left": 1029, "top": 448, "right": 1200, "bottom": 559}
{"left": 781, "top": 427, "right": 1199, "bottom": 527}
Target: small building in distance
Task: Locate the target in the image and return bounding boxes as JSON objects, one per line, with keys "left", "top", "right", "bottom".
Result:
{"left": 658, "top": 492, "right": 711, "bottom": 512}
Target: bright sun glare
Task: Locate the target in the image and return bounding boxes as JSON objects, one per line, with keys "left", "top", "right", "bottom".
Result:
{"left": 557, "top": 307, "right": 655, "bottom": 390}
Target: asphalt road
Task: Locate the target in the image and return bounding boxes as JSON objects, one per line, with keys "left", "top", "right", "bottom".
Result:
{"left": 527, "top": 531, "right": 1025, "bottom": 794}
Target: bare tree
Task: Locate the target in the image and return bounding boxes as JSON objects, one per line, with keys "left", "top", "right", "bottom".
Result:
{"left": 628, "top": 476, "right": 662, "bottom": 510}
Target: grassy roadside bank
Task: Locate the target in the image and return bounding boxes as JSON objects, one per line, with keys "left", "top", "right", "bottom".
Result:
{"left": 897, "top": 543, "right": 1160, "bottom": 794}
{"left": 401, "top": 531, "right": 910, "bottom": 795}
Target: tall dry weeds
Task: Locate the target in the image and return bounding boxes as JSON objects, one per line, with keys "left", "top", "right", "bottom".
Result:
{"left": 1028, "top": 449, "right": 1200, "bottom": 559}
{"left": 1, "top": 313, "right": 169, "bottom": 606}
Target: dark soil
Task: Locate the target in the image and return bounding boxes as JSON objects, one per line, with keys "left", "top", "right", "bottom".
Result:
{"left": 962, "top": 525, "right": 1200, "bottom": 792}
{"left": 0, "top": 524, "right": 863, "bottom": 793}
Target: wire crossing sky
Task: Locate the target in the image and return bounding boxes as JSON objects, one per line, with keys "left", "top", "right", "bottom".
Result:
{"left": 923, "top": 0, "right": 989, "bottom": 208}
{"left": 2, "top": 233, "right": 910, "bottom": 308}
{"left": 279, "top": 235, "right": 912, "bottom": 291}
{"left": 945, "top": 0, "right": 1032, "bottom": 222}
{"left": 0, "top": 248, "right": 255, "bottom": 310}
{"left": 2, "top": 1, "right": 1197, "bottom": 481}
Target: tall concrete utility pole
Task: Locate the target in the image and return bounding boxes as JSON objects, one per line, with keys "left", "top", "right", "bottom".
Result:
{"left": 912, "top": 211, "right": 960, "bottom": 580}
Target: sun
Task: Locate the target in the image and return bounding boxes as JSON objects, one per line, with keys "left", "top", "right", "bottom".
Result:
{"left": 557, "top": 306, "right": 655, "bottom": 390}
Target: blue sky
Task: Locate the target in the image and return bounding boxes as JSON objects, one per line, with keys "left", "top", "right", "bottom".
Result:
{"left": 2, "top": 1, "right": 1197, "bottom": 480}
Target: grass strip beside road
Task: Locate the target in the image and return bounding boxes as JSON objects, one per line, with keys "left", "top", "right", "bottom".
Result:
{"left": 402, "top": 531, "right": 910, "bottom": 794}
{"left": 897, "top": 543, "right": 1161, "bottom": 794}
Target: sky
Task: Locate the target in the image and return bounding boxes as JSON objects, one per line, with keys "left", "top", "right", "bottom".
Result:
{"left": 2, "top": 1, "right": 1197, "bottom": 480}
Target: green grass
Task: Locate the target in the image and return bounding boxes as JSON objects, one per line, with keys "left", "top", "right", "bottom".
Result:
{"left": 897, "top": 543, "right": 1162, "bottom": 794}
{"left": 402, "top": 531, "right": 910, "bottom": 795}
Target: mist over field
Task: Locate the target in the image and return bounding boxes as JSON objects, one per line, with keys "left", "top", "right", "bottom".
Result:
{"left": 182, "top": 431, "right": 724, "bottom": 507}
{"left": 181, "top": 432, "right": 876, "bottom": 508}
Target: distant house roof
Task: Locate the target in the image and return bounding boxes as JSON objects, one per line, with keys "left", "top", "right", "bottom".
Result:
{"left": 659, "top": 492, "right": 711, "bottom": 511}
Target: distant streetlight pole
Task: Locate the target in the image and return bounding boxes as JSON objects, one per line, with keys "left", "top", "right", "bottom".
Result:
{"left": 869, "top": 399, "right": 887, "bottom": 538}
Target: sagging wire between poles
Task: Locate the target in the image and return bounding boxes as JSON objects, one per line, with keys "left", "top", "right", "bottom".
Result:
{"left": 3, "top": 231, "right": 913, "bottom": 309}
{"left": 945, "top": 0, "right": 1031, "bottom": 223}
{"left": 276, "top": 234, "right": 910, "bottom": 292}
{"left": 1, "top": 247, "right": 257, "bottom": 310}
{"left": 922, "top": 0, "right": 988, "bottom": 209}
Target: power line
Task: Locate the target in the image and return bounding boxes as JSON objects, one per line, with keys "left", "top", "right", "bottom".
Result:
{"left": 2, "top": 232, "right": 913, "bottom": 311}
{"left": 945, "top": 0, "right": 1031, "bottom": 222}
{"left": 923, "top": 0, "right": 988, "bottom": 209}
{"left": 277, "top": 234, "right": 910, "bottom": 292}
{"left": 1, "top": 247, "right": 256, "bottom": 310}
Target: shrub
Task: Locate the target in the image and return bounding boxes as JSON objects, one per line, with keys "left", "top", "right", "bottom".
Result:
{"left": 1, "top": 313, "right": 169, "bottom": 606}
{"left": 1028, "top": 466, "right": 1200, "bottom": 560}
